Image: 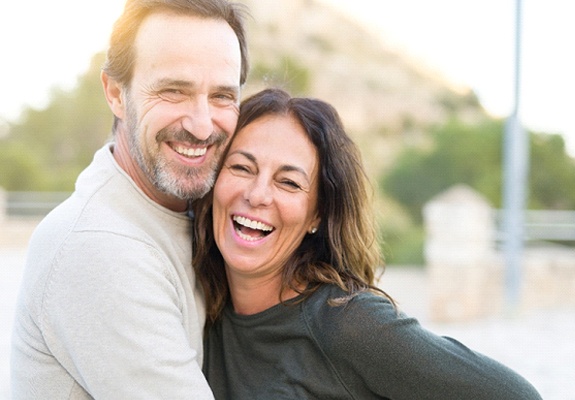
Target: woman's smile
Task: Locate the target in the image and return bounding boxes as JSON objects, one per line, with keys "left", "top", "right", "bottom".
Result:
{"left": 232, "top": 214, "right": 274, "bottom": 242}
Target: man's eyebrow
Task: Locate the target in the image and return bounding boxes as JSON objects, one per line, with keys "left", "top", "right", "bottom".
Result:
{"left": 153, "top": 78, "right": 194, "bottom": 88}
{"left": 153, "top": 79, "right": 239, "bottom": 93}
{"left": 215, "top": 84, "right": 240, "bottom": 93}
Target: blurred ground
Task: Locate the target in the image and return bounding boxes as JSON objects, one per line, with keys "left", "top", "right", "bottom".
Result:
{"left": 1, "top": 234, "right": 574, "bottom": 399}
{"left": 378, "top": 266, "right": 575, "bottom": 400}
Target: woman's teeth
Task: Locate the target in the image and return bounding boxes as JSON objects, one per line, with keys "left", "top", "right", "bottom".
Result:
{"left": 233, "top": 215, "right": 273, "bottom": 241}
{"left": 233, "top": 215, "right": 273, "bottom": 232}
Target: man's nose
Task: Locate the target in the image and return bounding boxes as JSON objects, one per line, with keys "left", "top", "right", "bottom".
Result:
{"left": 182, "top": 98, "right": 214, "bottom": 141}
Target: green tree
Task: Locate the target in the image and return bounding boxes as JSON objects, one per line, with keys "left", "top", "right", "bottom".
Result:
{"left": 529, "top": 133, "right": 575, "bottom": 209}
{"left": 1, "top": 52, "right": 112, "bottom": 191}
{"left": 250, "top": 55, "right": 312, "bottom": 95}
{"left": 0, "top": 142, "right": 42, "bottom": 190}
{"left": 381, "top": 119, "right": 575, "bottom": 223}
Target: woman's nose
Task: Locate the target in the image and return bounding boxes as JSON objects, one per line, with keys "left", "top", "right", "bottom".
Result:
{"left": 244, "top": 178, "right": 273, "bottom": 207}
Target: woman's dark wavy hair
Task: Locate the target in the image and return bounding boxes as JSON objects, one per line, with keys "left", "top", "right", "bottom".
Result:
{"left": 193, "top": 88, "right": 392, "bottom": 325}
{"left": 102, "top": 0, "right": 250, "bottom": 132}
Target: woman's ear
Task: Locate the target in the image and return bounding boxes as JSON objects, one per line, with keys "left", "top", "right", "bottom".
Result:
{"left": 309, "top": 215, "right": 321, "bottom": 234}
{"left": 101, "top": 71, "right": 126, "bottom": 120}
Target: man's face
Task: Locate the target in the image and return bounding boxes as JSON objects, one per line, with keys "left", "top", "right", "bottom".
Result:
{"left": 122, "top": 12, "right": 241, "bottom": 201}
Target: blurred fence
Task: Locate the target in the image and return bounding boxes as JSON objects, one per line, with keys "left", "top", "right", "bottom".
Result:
{"left": 1, "top": 191, "right": 71, "bottom": 217}
{"left": 495, "top": 210, "right": 575, "bottom": 242}
{"left": 2, "top": 190, "right": 574, "bottom": 241}
{"left": 1, "top": 190, "right": 575, "bottom": 240}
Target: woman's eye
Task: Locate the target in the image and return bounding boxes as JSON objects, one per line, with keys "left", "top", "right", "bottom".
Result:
{"left": 229, "top": 164, "right": 251, "bottom": 174}
{"left": 280, "top": 180, "right": 302, "bottom": 190}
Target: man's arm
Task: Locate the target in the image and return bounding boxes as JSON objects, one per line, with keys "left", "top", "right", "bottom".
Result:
{"left": 42, "top": 231, "right": 213, "bottom": 399}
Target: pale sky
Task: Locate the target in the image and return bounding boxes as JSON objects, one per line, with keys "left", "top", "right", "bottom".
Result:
{"left": 1, "top": 0, "right": 574, "bottom": 155}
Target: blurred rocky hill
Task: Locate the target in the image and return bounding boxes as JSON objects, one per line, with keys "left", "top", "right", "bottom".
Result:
{"left": 0, "top": 0, "right": 490, "bottom": 195}
{"left": 238, "top": 0, "right": 489, "bottom": 178}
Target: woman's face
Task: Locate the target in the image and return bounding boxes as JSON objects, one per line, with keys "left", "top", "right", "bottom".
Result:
{"left": 213, "top": 114, "right": 320, "bottom": 282}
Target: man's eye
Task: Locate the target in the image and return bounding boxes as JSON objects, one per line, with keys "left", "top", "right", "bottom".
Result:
{"left": 159, "top": 90, "right": 187, "bottom": 102}
{"left": 212, "top": 93, "right": 237, "bottom": 106}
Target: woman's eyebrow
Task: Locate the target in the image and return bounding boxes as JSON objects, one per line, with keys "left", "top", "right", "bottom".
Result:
{"left": 278, "top": 165, "right": 311, "bottom": 183}
{"left": 228, "top": 150, "right": 256, "bottom": 163}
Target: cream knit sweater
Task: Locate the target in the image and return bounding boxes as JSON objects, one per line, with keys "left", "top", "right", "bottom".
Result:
{"left": 11, "top": 144, "right": 213, "bottom": 399}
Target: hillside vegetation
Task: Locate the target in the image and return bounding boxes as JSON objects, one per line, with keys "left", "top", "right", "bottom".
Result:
{"left": 238, "top": 0, "right": 488, "bottom": 176}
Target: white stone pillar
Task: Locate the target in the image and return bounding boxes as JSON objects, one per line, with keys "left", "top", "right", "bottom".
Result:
{"left": 423, "top": 185, "right": 504, "bottom": 322}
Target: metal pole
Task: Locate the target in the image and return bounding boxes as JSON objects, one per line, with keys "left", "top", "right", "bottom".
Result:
{"left": 502, "top": 0, "right": 528, "bottom": 313}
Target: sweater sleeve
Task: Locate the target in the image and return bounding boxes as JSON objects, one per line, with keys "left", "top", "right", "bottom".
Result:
{"left": 308, "top": 290, "right": 542, "bottom": 400}
{"left": 40, "top": 230, "right": 213, "bottom": 400}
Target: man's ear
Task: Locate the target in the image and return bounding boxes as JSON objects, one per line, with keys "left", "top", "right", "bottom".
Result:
{"left": 101, "top": 71, "right": 125, "bottom": 120}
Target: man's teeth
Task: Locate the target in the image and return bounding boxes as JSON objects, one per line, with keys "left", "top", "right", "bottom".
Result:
{"left": 233, "top": 215, "right": 273, "bottom": 232}
{"left": 173, "top": 145, "right": 207, "bottom": 157}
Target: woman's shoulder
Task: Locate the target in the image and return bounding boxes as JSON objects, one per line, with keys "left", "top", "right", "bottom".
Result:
{"left": 303, "top": 284, "right": 407, "bottom": 334}
{"left": 300, "top": 285, "right": 542, "bottom": 400}
{"left": 300, "top": 284, "right": 421, "bottom": 375}
{"left": 308, "top": 283, "right": 397, "bottom": 308}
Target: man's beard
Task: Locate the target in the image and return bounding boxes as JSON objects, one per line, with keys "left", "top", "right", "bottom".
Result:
{"left": 124, "top": 97, "right": 228, "bottom": 200}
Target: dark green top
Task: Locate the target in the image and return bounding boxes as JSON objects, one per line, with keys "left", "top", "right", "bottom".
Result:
{"left": 204, "top": 284, "right": 541, "bottom": 399}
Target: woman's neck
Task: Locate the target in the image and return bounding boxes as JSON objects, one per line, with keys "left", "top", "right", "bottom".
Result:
{"left": 227, "top": 273, "right": 302, "bottom": 315}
